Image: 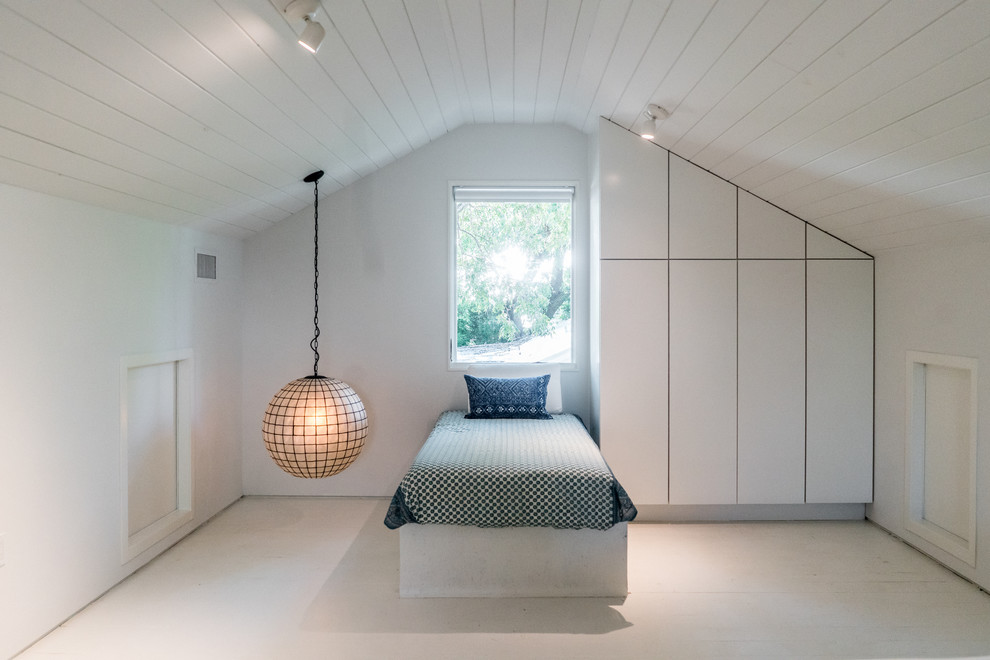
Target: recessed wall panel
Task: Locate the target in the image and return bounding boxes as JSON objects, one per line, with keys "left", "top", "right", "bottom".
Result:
{"left": 906, "top": 351, "right": 977, "bottom": 566}
{"left": 923, "top": 365, "right": 971, "bottom": 538}
{"left": 120, "top": 349, "right": 193, "bottom": 563}
{"left": 127, "top": 362, "right": 178, "bottom": 536}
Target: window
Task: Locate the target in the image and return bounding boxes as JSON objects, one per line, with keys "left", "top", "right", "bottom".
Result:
{"left": 450, "top": 185, "right": 574, "bottom": 365}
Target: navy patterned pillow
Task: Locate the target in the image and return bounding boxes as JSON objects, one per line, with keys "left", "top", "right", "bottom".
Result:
{"left": 463, "top": 374, "right": 553, "bottom": 420}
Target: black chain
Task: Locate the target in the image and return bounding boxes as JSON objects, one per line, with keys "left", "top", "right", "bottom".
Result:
{"left": 310, "top": 176, "right": 321, "bottom": 377}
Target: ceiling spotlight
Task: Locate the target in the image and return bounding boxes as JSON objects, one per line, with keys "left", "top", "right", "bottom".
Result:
{"left": 298, "top": 16, "right": 325, "bottom": 53}
{"left": 639, "top": 103, "right": 670, "bottom": 140}
{"left": 283, "top": 0, "right": 325, "bottom": 53}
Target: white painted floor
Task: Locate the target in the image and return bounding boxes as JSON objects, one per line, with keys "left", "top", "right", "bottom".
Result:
{"left": 18, "top": 497, "right": 990, "bottom": 659}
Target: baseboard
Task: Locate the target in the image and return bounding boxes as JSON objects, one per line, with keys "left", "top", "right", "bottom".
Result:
{"left": 633, "top": 503, "right": 866, "bottom": 522}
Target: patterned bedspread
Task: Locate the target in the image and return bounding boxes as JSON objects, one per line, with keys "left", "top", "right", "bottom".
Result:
{"left": 384, "top": 411, "right": 637, "bottom": 530}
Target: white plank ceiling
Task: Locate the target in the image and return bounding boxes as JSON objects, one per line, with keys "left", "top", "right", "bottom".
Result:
{"left": 1, "top": 0, "right": 988, "bottom": 252}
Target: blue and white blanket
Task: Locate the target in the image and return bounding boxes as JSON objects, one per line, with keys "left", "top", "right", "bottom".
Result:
{"left": 385, "top": 411, "right": 637, "bottom": 530}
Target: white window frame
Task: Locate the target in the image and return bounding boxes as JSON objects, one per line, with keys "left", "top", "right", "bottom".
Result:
{"left": 448, "top": 181, "right": 577, "bottom": 369}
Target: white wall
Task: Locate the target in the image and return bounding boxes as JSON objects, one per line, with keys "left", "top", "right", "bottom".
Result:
{"left": 0, "top": 184, "right": 244, "bottom": 658}
{"left": 242, "top": 124, "right": 590, "bottom": 496}
{"left": 871, "top": 240, "right": 990, "bottom": 589}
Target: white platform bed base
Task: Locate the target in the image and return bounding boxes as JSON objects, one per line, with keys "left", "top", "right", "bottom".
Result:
{"left": 399, "top": 522, "right": 628, "bottom": 598}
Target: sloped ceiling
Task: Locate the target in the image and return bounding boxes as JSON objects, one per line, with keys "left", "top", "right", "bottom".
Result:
{"left": 1, "top": 0, "right": 988, "bottom": 252}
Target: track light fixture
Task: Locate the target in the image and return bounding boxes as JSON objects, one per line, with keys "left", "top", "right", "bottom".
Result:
{"left": 284, "top": 0, "right": 325, "bottom": 53}
{"left": 298, "top": 16, "right": 325, "bottom": 53}
{"left": 639, "top": 103, "right": 670, "bottom": 140}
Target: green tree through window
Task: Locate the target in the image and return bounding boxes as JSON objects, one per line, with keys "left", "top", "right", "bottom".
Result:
{"left": 452, "top": 186, "right": 573, "bottom": 363}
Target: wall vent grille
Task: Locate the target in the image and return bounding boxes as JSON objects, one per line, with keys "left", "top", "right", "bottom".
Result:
{"left": 196, "top": 253, "right": 217, "bottom": 279}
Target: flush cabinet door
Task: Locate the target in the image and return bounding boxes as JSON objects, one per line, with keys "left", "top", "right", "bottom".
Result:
{"left": 669, "top": 155, "right": 736, "bottom": 259}
{"left": 598, "top": 119, "right": 668, "bottom": 259}
{"left": 599, "top": 259, "right": 669, "bottom": 505}
{"left": 737, "top": 260, "right": 806, "bottom": 504}
{"left": 806, "top": 259, "right": 874, "bottom": 503}
{"left": 669, "top": 260, "right": 737, "bottom": 504}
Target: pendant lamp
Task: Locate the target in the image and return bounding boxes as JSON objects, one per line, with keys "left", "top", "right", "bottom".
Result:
{"left": 262, "top": 170, "right": 368, "bottom": 478}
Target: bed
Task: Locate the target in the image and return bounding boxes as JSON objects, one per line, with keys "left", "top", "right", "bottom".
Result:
{"left": 384, "top": 366, "right": 636, "bottom": 598}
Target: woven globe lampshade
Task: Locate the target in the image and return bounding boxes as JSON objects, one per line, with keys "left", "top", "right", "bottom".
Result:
{"left": 263, "top": 169, "right": 368, "bottom": 478}
{"left": 263, "top": 375, "right": 368, "bottom": 478}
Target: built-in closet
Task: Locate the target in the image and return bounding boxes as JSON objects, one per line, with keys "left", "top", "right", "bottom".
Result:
{"left": 591, "top": 119, "right": 873, "bottom": 514}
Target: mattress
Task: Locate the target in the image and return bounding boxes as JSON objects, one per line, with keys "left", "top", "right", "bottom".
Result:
{"left": 384, "top": 411, "right": 637, "bottom": 530}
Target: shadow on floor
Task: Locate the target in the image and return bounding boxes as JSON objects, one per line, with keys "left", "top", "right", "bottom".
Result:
{"left": 301, "top": 504, "right": 632, "bottom": 635}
